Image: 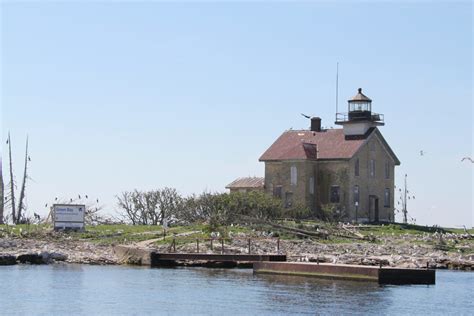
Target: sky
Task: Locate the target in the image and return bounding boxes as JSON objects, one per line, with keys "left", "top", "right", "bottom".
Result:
{"left": 1, "top": 1, "right": 472, "bottom": 227}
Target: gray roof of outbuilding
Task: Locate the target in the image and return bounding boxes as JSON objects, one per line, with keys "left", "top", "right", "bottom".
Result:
{"left": 225, "top": 177, "right": 264, "bottom": 189}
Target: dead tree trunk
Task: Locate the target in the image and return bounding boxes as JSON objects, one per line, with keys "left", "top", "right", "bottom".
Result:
{"left": 17, "top": 136, "right": 29, "bottom": 224}
{"left": 0, "top": 157, "right": 4, "bottom": 224}
{"left": 7, "top": 132, "right": 16, "bottom": 224}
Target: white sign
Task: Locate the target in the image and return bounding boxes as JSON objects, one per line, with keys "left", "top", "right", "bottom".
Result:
{"left": 53, "top": 204, "right": 85, "bottom": 230}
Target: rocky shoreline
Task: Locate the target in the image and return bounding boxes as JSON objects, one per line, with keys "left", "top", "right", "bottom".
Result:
{"left": 0, "top": 238, "right": 117, "bottom": 265}
{"left": 2, "top": 231, "right": 472, "bottom": 270}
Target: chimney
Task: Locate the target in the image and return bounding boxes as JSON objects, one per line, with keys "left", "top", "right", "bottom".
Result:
{"left": 310, "top": 117, "right": 321, "bottom": 132}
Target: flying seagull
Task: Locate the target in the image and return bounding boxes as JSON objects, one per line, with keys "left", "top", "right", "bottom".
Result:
{"left": 301, "top": 113, "right": 311, "bottom": 119}
{"left": 461, "top": 157, "right": 473, "bottom": 163}
{"left": 420, "top": 150, "right": 425, "bottom": 156}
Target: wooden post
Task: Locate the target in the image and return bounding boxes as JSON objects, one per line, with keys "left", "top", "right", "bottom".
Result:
{"left": 248, "top": 238, "right": 251, "bottom": 254}
{"left": 221, "top": 239, "right": 224, "bottom": 254}
{"left": 196, "top": 239, "right": 199, "bottom": 253}
{"left": 277, "top": 238, "right": 280, "bottom": 254}
{"left": 173, "top": 238, "right": 176, "bottom": 252}
{"left": 210, "top": 239, "right": 213, "bottom": 251}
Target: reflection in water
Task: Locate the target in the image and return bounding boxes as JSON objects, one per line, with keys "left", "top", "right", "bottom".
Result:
{"left": 0, "top": 265, "right": 472, "bottom": 315}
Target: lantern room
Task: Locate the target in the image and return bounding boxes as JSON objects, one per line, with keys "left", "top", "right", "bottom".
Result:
{"left": 335, "top": 88, "right": 384, "bottom": 136}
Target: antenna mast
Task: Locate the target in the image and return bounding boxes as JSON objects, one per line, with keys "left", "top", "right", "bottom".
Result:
{"left": 335, "top": 62, "right": 339, "bottom": 120}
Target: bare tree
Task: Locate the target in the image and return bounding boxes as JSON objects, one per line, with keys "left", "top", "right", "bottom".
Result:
{"left": 0, "top": 157, "right": 4, "bottom": 224}
{"left": 156, "top": 187, "right": 182, "bottom": 225}
{"left": 116, "top": 188, "right": 183, "bottom": 225}
{"left": 17, "top": 136, "right": 29, "bottom": 223}
{"left": 7, "top": 132, "right": 16, "bottom": 224}
{"left": 117, "top": 191, "right": 141, "bottom": 225}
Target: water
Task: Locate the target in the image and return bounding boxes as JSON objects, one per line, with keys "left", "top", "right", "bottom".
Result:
{"left": 0, "top": 265, "right": 472, "bottom": 315}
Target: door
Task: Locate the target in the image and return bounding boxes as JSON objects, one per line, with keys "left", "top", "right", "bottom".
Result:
{"left": 369, "top": 195, "right": 379, "bottom": 223}
{"left": 374, "top": 198, "right": 379, "bottom": 222}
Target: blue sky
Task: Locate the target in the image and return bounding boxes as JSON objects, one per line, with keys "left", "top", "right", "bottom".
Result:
{"left": 1, "top": 1, "right": 472, "bottom": 227}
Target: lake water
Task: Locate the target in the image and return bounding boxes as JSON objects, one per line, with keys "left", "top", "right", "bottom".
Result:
{"left": 0, "top": 265, "right": 472, "bottom": 315}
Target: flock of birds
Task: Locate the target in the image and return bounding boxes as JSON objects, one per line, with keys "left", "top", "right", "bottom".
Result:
{"left": 44, "top": 195, "right": 100, "bottom": 208}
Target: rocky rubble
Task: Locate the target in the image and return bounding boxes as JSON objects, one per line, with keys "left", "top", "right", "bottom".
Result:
{"left": 1, "top": 229, "right": 472, "bottom": 270}
{"left": 0, "top": 237, "right": 118, "bottom": 265}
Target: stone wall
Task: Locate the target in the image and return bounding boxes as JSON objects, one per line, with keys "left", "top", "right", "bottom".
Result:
{"left": 264, "top": 160, "right": 317, "bottom": 211}
{"left": 348, "top": 133, "right": 396, "bottom": 222}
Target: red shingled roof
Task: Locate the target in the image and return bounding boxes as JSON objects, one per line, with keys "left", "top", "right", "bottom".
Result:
{"left": 259, "top": 129, "right": 367, "bottom": 161}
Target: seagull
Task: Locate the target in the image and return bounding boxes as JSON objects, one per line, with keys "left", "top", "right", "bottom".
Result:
{"left": 55, "top": 197, "right": 58, "bottom": 201}
{"left": 28, "top": 156, "right": 31, "bottom": 161}
{"left": 45, "top": 203, "right": 48, "bottom": 207}
{"left": 6, "top": 139, "right": 8, "bottom": 144}
{"left": 301, "top": 113, "right": 311, "bottom": 119}
{"left": 96, "top": 199, "right": 99, "bottom": 203}
{"left": 78, "top": 194, "right": 81, "bottom": 199}
{"left": 420, "top": 150, "right": 425, "bottom": 156}
{"left": 70, "top": 198, "right": 73, "bottom": 203}
{"left": 461, "top": 157, "right": 473, "bottom": 163}
{"left": 85, "top": 195, "right": 88, "bottom": 199}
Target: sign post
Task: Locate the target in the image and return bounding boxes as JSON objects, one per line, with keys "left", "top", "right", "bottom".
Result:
{"left": 53, "top": 204, "right": 86, "bottom": 231}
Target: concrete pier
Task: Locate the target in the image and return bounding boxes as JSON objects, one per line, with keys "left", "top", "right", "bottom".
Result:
{"left": 253, "top": 262, "right": 435, "bottom": 285}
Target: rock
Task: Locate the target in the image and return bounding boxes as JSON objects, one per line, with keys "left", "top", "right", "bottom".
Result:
{"left": 50, "top": 252, "right": 68, "bottom": 261}
{"left": 17, "top": 253, "right": 47, "bottom": 264}
{"left": 0, "top": 255, "right": 17, "bottom": 265}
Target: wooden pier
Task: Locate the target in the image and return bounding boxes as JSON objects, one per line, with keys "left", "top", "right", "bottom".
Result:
{"left": 151, "top": 253, "right": 287, "bottom": 267}
{"left": 253, "top": 262, "right": 435, "bottom": 285}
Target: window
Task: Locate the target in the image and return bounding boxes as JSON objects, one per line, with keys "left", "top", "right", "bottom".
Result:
{"left": 355, "top": 158, "right": 360, "bottom": 177}
{"left": 285, "top": 192, "right": 293, "bottom": 208}
{"left": 330, "top": 186, "right": 340, "bottom": 203}
{"left": 309, "top": 176, "right": 314, "bottom": 195}
{"left": 384, "top": 188, "right": 390, "bottom": 207}
{"left": 273, "top": 186, "right": 282, "bottom": 199}
{"left": 290, "top": 165, "right": 297, "bottom": 186}
{"left": 369, "top": 159, "right": 375, "bottom": 178}
{"left": 385, "top": 161, "right": 390, "bottom": 179}
{"left": 353, "top": 185, "right": 360, "bottom": 204}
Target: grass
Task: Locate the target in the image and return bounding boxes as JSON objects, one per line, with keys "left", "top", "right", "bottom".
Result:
{"left": 1, "top": 222, "right": 472, "bottom": 247}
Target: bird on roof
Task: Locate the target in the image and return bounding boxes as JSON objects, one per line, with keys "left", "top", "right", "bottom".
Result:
{"left": 461, "top": 157, "right": 473, "bottom": 163}
{"left": 301, "top": 113, "right": 311, "bottom": 119}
